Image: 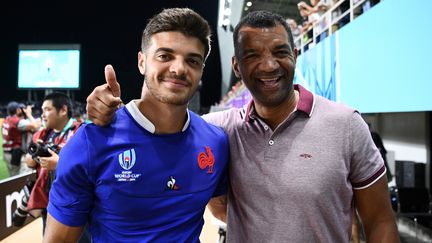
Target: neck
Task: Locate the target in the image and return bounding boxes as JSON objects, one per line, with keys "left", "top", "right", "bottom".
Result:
{"left": 137, "top": 89, "right": 188, "bottom": 134}
{"left": 53, "top": 118, "right": 70, "bottom": 133}
{"left": 254, "top": 90, "right": 299, "bottom": 130}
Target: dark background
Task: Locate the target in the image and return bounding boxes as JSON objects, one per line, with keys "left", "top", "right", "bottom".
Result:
{"left": 0, "top": 0, "right": 222, "bottom": 110}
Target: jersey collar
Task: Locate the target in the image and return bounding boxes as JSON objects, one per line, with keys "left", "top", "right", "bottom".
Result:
{"left": 125, "top": 100, "right": 190, "bottom": 134}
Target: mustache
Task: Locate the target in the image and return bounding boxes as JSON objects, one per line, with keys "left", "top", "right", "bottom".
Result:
{"left": 254, "top": 70, "right": 285, "bottom": 78}
{"left": 159, "top": 74, "right": 188, "bottom": 82}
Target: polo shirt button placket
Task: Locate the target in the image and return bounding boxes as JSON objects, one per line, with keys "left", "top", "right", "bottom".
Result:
{"left": 268, "top": 139, "right": 274, "bottom": 146}
{"left": 264, "top": 125, "right": 269, "bottom": 131}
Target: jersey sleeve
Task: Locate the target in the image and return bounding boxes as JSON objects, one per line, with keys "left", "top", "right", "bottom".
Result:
{"left": 211, "top": 132, "right": 229, "bottom": 197}
{"left": 349, "top": 112, "right": 386, "bottom": 189}
{"left": 47, "top": 126, "right": 94, "bottom": 226}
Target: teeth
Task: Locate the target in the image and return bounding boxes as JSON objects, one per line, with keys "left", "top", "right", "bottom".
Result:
{"left": 260, "top": 78, "right": 278, "bottom": 82}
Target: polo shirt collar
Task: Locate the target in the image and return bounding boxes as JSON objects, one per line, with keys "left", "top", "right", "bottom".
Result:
{"left": 125, "top": 100, "right": 190, "bottom": 133}
{"left": 244, "top": 84, "right": 315, "bottom": 122}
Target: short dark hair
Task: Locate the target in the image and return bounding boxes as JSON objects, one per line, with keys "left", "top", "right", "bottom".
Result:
{"left": 43, "top": 92, "right": 73, "bottom": 118}
{"left": 233, "top": 10, "right": 294, "bottom": 57}
{"left": 141, "top": 8, "right": 211, "bottom": 60}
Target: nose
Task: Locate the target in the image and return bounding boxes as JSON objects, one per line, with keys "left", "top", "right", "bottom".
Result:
{"left": 169, "top": 58, "right": 186, "bottom": 77}
{"left": 259, "top": 55, "right": 280, "bottom": 72}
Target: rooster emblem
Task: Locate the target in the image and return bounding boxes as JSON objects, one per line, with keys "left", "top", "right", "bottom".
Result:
{"left": 197, "top": 146, "right": 214, "bottom": 174}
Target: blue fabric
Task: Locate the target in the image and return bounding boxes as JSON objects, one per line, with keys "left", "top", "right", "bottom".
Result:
{"left": 48, "top": 107, "right": 229, "bottom": 242}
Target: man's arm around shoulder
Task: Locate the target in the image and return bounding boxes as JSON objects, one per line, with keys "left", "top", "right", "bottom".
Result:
{"left": 43, "top": 213, "right": 84, "bottom": 243}
{"left": 207, "top": 194, "right": 227, "bottom": 223}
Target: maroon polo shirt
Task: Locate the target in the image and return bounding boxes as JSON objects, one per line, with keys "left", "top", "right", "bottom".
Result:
{"left": 203, "top": 84, "right": 385, "bottom": 242}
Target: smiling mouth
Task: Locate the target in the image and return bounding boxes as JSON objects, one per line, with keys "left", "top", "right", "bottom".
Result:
{"left": 163, "top": 79, "right": 190, "bottom": 89}
{"left": 257, "top": 77, "right": 280, "bottom": 88}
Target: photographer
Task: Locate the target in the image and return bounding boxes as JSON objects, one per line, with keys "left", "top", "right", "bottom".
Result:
{"left": 2, "top": 101, "right": 40, "bottom": 176}
{"left": 24, "top": 92, "right": 82, "bottom": 235}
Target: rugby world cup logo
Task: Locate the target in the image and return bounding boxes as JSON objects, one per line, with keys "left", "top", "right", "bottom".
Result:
{"left": 119, "top": 149, "right": 136, "bottom": 170}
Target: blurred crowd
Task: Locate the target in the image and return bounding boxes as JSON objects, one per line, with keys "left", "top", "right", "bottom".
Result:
{"left": 286, "top": 0, "right": 381, "bottom": 49}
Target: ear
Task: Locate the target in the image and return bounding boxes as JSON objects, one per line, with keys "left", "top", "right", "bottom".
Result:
{"left": 232, "top": 56, "right": 241, "bottom": 79}
{"left": 60, "top": 105, "right": 68, "bottom": 117}
{"left": 138, "top": 51, "right": 146, "bottom": 75}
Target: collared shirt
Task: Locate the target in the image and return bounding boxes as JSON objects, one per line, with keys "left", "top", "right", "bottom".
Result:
{"left": 203, "top": 84, "right": 385, "bottom": 242}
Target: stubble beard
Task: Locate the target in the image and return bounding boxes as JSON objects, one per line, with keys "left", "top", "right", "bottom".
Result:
{"left": 144, "top": 77, "right": 197, "bottom": 106}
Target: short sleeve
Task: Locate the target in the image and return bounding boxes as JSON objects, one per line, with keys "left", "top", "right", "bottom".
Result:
{"left": 349, "top": 112, "right": 386, "bottom": 189}
{"left": 211, "top": 132, "right": 229, "bottom": 197}
{"left": 212, "top": 168, "right": 228, "bottom": 197}
{"left": 47, "top": 126, "right": 94, "bottom": 227}
{"left": 17, "top": 119, "right": 30, "bottom": 131}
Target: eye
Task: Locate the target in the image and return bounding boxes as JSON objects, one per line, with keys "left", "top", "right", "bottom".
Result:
{"left": 187, "top": 58, "right": 203, "bottom": 67}
{"left": 274, "top": 50, "right": 291, "bottom": 57}
{"left": 156, "top": 54, "right": 171, "bottom": 62}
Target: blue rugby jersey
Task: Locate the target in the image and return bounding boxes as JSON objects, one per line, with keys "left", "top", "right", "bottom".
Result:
{"left": 48, "top": 101, "right": 229, "bottom": 242}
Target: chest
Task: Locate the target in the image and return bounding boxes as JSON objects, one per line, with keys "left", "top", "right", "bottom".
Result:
{"left": 228, "top": 120, "right": 351, "bottom": 199}
{"left": 89, "top": 131, "right": 226, "bottom": 216}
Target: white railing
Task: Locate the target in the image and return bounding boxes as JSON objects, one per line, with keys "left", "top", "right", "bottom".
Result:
{"left": 294, "top": 0, "right": 376, "bottom": 53}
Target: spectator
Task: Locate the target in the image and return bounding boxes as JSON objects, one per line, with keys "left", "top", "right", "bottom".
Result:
{"left": 2, "top": 101, "right": 40, "bottom": 176}
{"left": 298, "top": 0, "right": 335, "bottom": 43}
{"left": 286, "top": 18, "right": 302, "bottom": 45}
{"left": 25, "top": 92, "right": 83, "bottom": 235}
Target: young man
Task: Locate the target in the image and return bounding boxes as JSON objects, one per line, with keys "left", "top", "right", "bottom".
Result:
{"left": 44, "top": 8, "right": 229, "bottom": 242}
{"left": 25, "top": 92, "right": 82, "bottom": 234}
{"left": 86, "top": 10, "right": 399, "bottom": 243}
{"left": 2, "top": 101, "right": 40, "bottom": 176}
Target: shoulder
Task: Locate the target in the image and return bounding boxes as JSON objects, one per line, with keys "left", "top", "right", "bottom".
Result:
{"left": 312, "top": 95, "right": 359, "bottom": 122}
{"left": 190, "top": 111, "right": 227, "bottom": 139}
{"left": 202, "top": 107, "right": 245, "bottom": 131}
{"left": 78, "top": 107, "right": 131, "bottom": 135}
{"left": 32, "top": 127, "right": 50, "bottom": 141}
{"left": 5, "top": 115, "right": 19, "bottom": 124}
{"left": 306, "top": 95, "right": 369, "bottom": 137}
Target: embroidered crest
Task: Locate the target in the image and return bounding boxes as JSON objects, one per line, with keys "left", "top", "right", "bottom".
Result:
{"left": 299, "top": 153, "right": 312, "bottom": 159}
{"left": 118, "top": 149, "right": 136, "bottom": 170}
{"left": 197, "top": 146, "right": 214, "bottom": 174}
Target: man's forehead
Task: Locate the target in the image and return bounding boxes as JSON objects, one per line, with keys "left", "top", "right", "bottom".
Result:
{"left": 238, "top": 25, "right": 289, "bottom": 48}
{"left": 238, "top": 25, "right": 288, "bottom": 40}
{"left": 42, "top": 100, "right": 52, "bottom": 107}
{"left": 149, "top": 31, "right": 205, "bottom": 56}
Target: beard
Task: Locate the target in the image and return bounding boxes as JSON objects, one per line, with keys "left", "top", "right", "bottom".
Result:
{"left": 144, "top": 75, "right": 198, "bottom": 106}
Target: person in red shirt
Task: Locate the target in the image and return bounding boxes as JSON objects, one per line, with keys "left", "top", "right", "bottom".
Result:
{"left": 2, "top": 101, "right": 40, "bottom": 176}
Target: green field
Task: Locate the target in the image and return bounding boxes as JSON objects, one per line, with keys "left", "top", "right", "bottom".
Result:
{"left": 0, "top": 134, "right": 10, "bottom": 180}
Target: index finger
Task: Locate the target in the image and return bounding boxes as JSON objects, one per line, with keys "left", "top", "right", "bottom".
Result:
{"left": 105, "top": 64, "right": 121, "bottom": 98}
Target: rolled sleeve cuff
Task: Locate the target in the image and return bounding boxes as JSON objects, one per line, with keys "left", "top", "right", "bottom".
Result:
{"left": 352, "top": 164, "right": 386, "bottom": 190}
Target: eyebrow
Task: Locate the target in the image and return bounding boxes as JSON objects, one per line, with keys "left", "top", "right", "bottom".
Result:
{"left": 275, "top": 44, "right": 292, "bottom": 52}
{"left": 155, "top": 47, "right": 204, "bottom": 61}
{"left": 242, "top": 43, "right": 292, "bottom": 56}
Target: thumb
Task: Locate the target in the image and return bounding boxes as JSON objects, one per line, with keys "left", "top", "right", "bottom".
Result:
{"left": 105, "top": 64, "right": 121, "bottom": 98}
{"left": 47, "top": 148, "right": 56, "bottom": 155}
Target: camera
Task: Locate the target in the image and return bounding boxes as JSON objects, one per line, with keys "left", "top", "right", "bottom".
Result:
{"left": 28, "top": 142, "right": 59, "bottom": 158}
{"left": 12, "top": 181, "right": 35, "bottom": 227}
